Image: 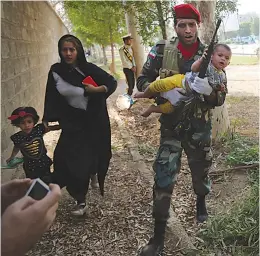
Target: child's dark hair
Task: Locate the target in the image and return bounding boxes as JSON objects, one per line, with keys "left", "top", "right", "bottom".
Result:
{"left": 213, "top": 43, "right": 232, "bottom": 53}
{"left": 9, "top": 107, "right": 39, "bottom": 127}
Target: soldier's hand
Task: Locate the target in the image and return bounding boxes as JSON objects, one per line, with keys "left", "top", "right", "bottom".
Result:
{"left": 202, "top": 48, "right": 208, "bottom": 60}
{"left": 191, "top": 77, "right": 213, "bottom": 96}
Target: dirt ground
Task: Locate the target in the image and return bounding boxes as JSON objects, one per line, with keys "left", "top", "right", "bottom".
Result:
{"left": 115, "top": 94, "right": 259, "bottom": 240}
{"left": 29, "top": 118, "right": 152, "bottom": 256}
{"left": 27, "top": 66, "right": 259, "bottom": 255}
{"left": 28, "top": 117, "right": 184, "bottom": 256}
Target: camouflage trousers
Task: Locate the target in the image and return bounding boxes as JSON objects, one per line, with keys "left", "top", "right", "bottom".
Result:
{"left": 152, "top": 119, "right": 212, "bottom": 221}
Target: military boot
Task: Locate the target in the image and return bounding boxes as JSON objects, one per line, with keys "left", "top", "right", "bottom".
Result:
{"left": 138, "top": 220, "right": 166, "bottom": 256}
{"left": 196, "top": 195, "right": 208, "bottom": 223}
{"left": 138, "top": 238, "right": 164, "bottom": 256}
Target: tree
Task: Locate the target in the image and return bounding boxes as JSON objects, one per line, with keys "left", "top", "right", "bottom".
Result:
{"left": 64, "top": 1, "right": 126, "bottom": 72}
{"left": 125, "top": 7, "right": 145, "bottom": 77}
{"left": 124, "top": 1, "right": 176, "bottom": 44}
{"left": 124, "top": 0, "right": 238, "bottom": 45}
{"left": 215, "top": 0, "right": 238, "bottom": 20}
{"left": 187, "top": 0, "right": 238, "bottom": 21}
{"left": 192, "top": 0, "right": 230, "bottom": 140}
{"left": 239, "top": 22, "right": 252, "bottom": 37}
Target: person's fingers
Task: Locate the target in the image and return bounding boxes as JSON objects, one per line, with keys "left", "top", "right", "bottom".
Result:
{"left": 48, "top": 183, "right": 62, "bottom": 194}
{"left": 33, "top": 184, "right": 61, "bottom": 212}
{"left": 44, "top": 211, "right": 57, "bottom": 232}
{"left": 15, "top": 178, "right": 32, "bottom": 187}
{"left": 3, "top": 178, "right": 32, "bottom": 193}
{"left": 47, "top": 203, "right": 58, "bottom": 218}
{"left": 12, "top": 196, "right": 36, "bottom": 211}
{"left": 4, "top": 179, "right": 26, "bottom": 186}
{"left": 16, "top": 179, "right": 34, "bottom": 198}
{"left": 41, "top": 204, "right": 58, "bottom": 232}
{"left": 47, "top": 202, "right": 59, "bottom": 217}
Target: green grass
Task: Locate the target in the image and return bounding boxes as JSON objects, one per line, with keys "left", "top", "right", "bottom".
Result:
{"left": 223, "top": 133, "right": 259, "bottom": 166}
{"left": 199, "top": 170, "right": 259, "bottom": 256}
{"left": 230, "top": 55, "right": 259, "bottom": 65}
{"left": 226, "top": 96, "right": 243, "bottom": 104}
{"left": 198, "top": 134, "right": 259, "bottom": 256}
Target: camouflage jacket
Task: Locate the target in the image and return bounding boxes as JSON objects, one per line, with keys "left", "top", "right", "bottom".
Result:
{"left": 136, "top": 37, "right": 227, "bottom": 130}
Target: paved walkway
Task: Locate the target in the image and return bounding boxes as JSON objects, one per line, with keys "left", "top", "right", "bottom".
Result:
{"left": 226, "top": 65, "right": 259, "bottom": 97}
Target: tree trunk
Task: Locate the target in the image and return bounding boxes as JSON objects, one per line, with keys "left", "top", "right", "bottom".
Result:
{"left": 196, "top": 0, "right": 230, "bottom": 141}
{"left": 110, "top": 42, "right": 116, "bottom": 74}
{"left": 97, "top": 45, "right": 103, "bottom": 64}
{"left": 125, "top": 8, "right": 145, "bottom": 77}
{"left": 102, "top": 45, "right": 108, "bottom": 65}
{"left": 155, "top": 1, "right": 167, "bottom": 40}
{"left": 109, "top": 27, "right": 116, "bottom": 74}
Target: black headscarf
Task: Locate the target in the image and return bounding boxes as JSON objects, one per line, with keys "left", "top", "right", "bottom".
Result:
{"left": 43, "top": 34, "right": 117, "bottom": 196}
{"left": 58, "top": 34, "right": 87, "bottom": 70}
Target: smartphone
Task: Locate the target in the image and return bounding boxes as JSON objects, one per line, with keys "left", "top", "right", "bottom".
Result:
{"left": 82, "top": 76, "right": 98, "bottom": 87}
{"left": 25, "top": 178, "right": 50, "bottom": 200}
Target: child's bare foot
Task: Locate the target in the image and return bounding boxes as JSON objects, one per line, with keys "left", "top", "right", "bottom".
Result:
{"left": 134, "top": 92, "right": 144, "bottom": 98}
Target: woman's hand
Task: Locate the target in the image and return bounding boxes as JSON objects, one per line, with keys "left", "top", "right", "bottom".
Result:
{"left": 82, "top": 83, "right": 108, "bottom": 93}
{"left": 82, "top": 83, "right": 99, "bottom": 93}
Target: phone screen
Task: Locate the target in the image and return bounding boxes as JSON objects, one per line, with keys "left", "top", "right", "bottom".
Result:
{"left": 27, "top": 180, "right": 49, "bottom": 200}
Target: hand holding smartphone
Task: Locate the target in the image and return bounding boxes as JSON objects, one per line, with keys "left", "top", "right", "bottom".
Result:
{"left": 25, "top": 178, "right": 50, "bottom": 200}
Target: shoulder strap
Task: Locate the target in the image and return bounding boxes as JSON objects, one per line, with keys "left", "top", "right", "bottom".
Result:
{"left": 123, "top": 46, "right": 133, "bottom": 62}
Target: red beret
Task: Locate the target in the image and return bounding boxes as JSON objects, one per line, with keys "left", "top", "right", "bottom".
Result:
{"left": 173, "top": 4, "right": 201, "bottom": 23}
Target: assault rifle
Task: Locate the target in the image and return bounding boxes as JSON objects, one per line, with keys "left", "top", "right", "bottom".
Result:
{"left": 198, "top": 18, "right": 222, "bottom": 78}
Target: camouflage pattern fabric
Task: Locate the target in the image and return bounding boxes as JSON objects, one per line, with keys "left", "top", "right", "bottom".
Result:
{"left": 152, "top": 119, "right": 212, "bottom": 221}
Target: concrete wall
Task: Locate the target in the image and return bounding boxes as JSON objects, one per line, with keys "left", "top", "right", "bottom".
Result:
{"left": 1, "top": 1, "right": 68, "bottom": 180}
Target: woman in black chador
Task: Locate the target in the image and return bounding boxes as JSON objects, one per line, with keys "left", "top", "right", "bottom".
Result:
{"left": 43, "top": 34, "right": 117, "bottom": 216}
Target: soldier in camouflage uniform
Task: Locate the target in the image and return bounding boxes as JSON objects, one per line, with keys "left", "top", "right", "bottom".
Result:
{"left": 136, "top": 4, "right": 228, "bottom": 256}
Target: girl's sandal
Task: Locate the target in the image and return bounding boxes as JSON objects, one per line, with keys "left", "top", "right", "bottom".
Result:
{"left": 1, "top": 157, "right": 24, "bottom": 169}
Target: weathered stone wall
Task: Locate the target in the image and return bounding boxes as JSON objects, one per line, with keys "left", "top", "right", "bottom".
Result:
{"left": 1, "top": 1, "right": 68, "bottom": 181}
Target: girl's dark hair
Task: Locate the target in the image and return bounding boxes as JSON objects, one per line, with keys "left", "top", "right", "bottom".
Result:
{"left": 10, "top": 107, "right": 39, "bottom": 127}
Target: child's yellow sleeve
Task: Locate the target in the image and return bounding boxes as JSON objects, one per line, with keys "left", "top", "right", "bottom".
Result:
{"left": 149, "top": 74, "right": 185, "bottom": 93}
{"left": 159, "top": 101, "right": 174, "bottom": 114}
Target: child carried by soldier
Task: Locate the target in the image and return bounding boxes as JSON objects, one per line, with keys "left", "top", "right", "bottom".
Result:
{"left": 134, "top": 43, "right": 232, "bottom": 117}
